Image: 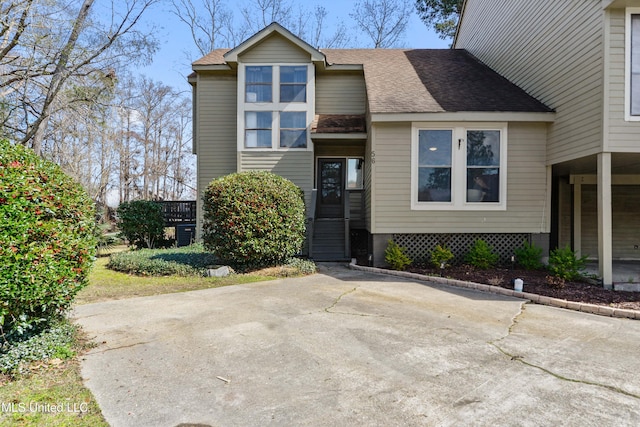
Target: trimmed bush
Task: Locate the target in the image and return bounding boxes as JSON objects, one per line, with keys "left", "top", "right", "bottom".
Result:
{"left": 548, "top": 245, "right": 587, "bottom": 281}
{"left": 514, "top": 240, "right": 543, "bottom": 270}
{"left": 0, "top": 140, "right": 96, "bottom": 339}
{"left": 465, "top": 239, "right": 499, "bottom": 269}
{"left": 117, "top": 200, "right": 165, "bottom": 249}
{"left": 202, "top": 171, "right": 306, "bottom": 269}
{"left": 107, "top": 244, "right": 217, "bottom": 276}
{"left": 385, "top": 240, "right": 412, "bottom": 271}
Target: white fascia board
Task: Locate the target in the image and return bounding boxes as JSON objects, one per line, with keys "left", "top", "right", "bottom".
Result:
{"left": 192, "top": 64, "right": 233, "bottom": 72}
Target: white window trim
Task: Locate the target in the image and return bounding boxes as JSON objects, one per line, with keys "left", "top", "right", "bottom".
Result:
{"left": 410, "top": 122, "right": 508, "bottom": 211}
{"left": 237, "top": 63, "right": 315, "bottom": 151}
{"left": 625, "top": 8, "right": 640, "bottom": 121}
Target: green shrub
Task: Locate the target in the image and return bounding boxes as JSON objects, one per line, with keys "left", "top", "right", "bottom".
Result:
{"left": 514, "top": 240, "right": 543, "bottom": 270}
{"left": 284, "top": 257, "right": 317, "bottom": 275}
{"left": 430, "top": 244, "right": 455, "bottom": 269}
{"left": 548, "top": 245, "right": 587, "bottom": 281}
{"left": 465, "top": 239, "right": 499, "bottom": 269}
{"left": 202, "top": 171, "right": 306, "bottom": 269}
{"left": 107, "top": 244, "right": 217, "bottom": 276}
{"left": 117, "top": 200, "right": 165, "bottom": 249}
{"left": 0, "top": 321, "right": 77, "bottom": 375}
{"left": 385, "top": 240, "right": 412, "bottom": 271}
{"left": 0, "top": 139, "right": 96, "bottom": 340}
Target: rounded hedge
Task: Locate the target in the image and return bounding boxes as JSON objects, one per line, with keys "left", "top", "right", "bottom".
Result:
{"left": 202, "top": 171, "right": 306, "bottom": 268}
{"left": 0, "top": 139, "right": 96, "bottom": 338}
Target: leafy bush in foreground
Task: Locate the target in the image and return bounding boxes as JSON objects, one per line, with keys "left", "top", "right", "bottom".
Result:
{"left": 107, "top": 244, "right": 218, "bottom": 276}
{"left": 0, "top": 139, "right": 96, "bottom": 340}
{"left": 202, "top": 171, "right": 306, "bottom": 269}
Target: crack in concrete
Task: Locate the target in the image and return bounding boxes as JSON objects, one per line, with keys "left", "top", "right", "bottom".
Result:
{"left": 489, "top": 301, "right": 640, "bottom": 400}
{"left": 91, "top": 340, "right": 153, "bottom": 354}
{"left": 323, "top": 287, "right": 386, "bottom": 318}
{"left": 324, "top": 287, "right": 359, "bottom": 313}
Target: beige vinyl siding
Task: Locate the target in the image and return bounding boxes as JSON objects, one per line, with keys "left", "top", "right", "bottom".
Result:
{"left": 315, "top": 72, "right": 366, "bottom": 114}
{"left": 239, "top": 34, "right": 310, "bottom": 63}
{"left": 371, "top": 122, "right": 548, "bottom": 234}
{"left": 581, "top": 185, "right": 640, "bottom": 259}
{"left": 606, "top": 8, "right": 640, "bottom": 152}
{"left": 456, "top": 0, "right": 604, "bottom": 164}
{"left": 239, "top": 151, "right": 314, "bottom": 211}
{"left": 195, "top": 73, "right": 238, "bottom": 236}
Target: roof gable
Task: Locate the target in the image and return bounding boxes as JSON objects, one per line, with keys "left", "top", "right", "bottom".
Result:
{"left": 223, "top": 22, "right": 325, "bottom": 63}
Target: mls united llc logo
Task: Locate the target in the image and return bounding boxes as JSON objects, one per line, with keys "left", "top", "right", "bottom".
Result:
{"left": 1, "top": 401, "right": 89, "bottom": 413}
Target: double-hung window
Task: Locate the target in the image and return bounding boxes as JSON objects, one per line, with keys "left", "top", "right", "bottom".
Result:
{"left": 626, "top": 9, "right": 640, "bottom": 120}
{"left": 245, "top": 66, "right": 272, "bottom": 103}
{"left": 240, "top": 64, "right": 312, "bottom": 150}
{"left": 280, "top": 111, "right": 307, "bottom": 148}
{"left": 412, "top": 123, "right": 507, "bottom": 210}
{"left": 280, "top": 66, "right": 307, "bottom": 102}
{"left": 245, "top": 111, "right": 272, "bottom": 148}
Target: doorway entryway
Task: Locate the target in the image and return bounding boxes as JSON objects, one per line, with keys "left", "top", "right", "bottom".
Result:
{"left": 316, "top": 158, "right": 345, "bottom": 219}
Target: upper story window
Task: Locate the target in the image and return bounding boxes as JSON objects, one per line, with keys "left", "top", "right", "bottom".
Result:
{"left": 280, "top": 66, "right": 307, "bottom": 102}
{"left": 626, "top": 9, "right": 640, "bottom": 120}
{"left": 239, "top": 64, "right": 314, "bottom": 150}
{"left": 246, "top": 66, "right": 272, "bottom": 103}
{"left": 411, "top": 123, "right": 507, "bottom": 210}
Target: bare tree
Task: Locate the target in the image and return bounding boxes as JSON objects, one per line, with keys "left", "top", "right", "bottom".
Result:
{"left": 350, "top": 0, "right": 412, "bottom": 48}
{"left": 308, "top": 6, "right": 350, "bottom": 49}
{"left": 241, "top": 0, "right": 293, "bottom": 34}
{"left": 0, "top": 0, "right": 159, "bottom": 155}
{"left": 0, "top": 0, "right": 35, "bottom": 64}
{"left": 170, "top": 0, "right": 238, "bottom": 56}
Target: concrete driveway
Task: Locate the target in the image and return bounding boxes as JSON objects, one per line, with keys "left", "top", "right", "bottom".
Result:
{"left": 73, "top": 264, "right": 640, "bottom": 427}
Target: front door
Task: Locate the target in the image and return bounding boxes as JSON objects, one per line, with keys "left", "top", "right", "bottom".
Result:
{"left": 317, "top": 158, "right": 345, "bottom": 218}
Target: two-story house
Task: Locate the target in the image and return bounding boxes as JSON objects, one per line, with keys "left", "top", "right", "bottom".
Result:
{"left": 456, "top": 0, "right": 640, "bottom": 287}
{"left": 190, "top": 22, "right": 554, "bottom": 268}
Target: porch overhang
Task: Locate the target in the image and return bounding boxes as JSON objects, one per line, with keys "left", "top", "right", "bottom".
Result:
{"left": 311, "top": 114, "right": 367, "bottom": 141}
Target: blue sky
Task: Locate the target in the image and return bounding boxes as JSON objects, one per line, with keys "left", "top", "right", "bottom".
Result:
{"left": 138, "top": 0, "right": 450, "bottom": 90}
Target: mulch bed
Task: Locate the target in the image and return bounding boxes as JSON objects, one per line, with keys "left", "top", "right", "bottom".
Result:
{"left": 405, "top": 264, "right": 640, "bottom": 311}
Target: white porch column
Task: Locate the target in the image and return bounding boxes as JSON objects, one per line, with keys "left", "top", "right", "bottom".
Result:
{"left": 573, "top": 181, "right": 582, "bottom": 257}
{"left": 597, "top": 153, "right": 613, "bottom": 288}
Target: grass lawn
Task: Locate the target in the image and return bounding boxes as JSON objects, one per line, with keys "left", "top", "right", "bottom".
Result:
{"left": 0, "top": 331, "right": 107, "bottom": 427}
{"left": 2, "top": 248, "right": 289, "bottom": 427}
{"left": 75, "top": 257, "right": 274, "bottom": 304}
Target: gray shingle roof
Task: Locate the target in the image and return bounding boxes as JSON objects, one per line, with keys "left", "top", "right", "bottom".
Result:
{"left": 193, "top": 48, "right": 552, "bottom": 114}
